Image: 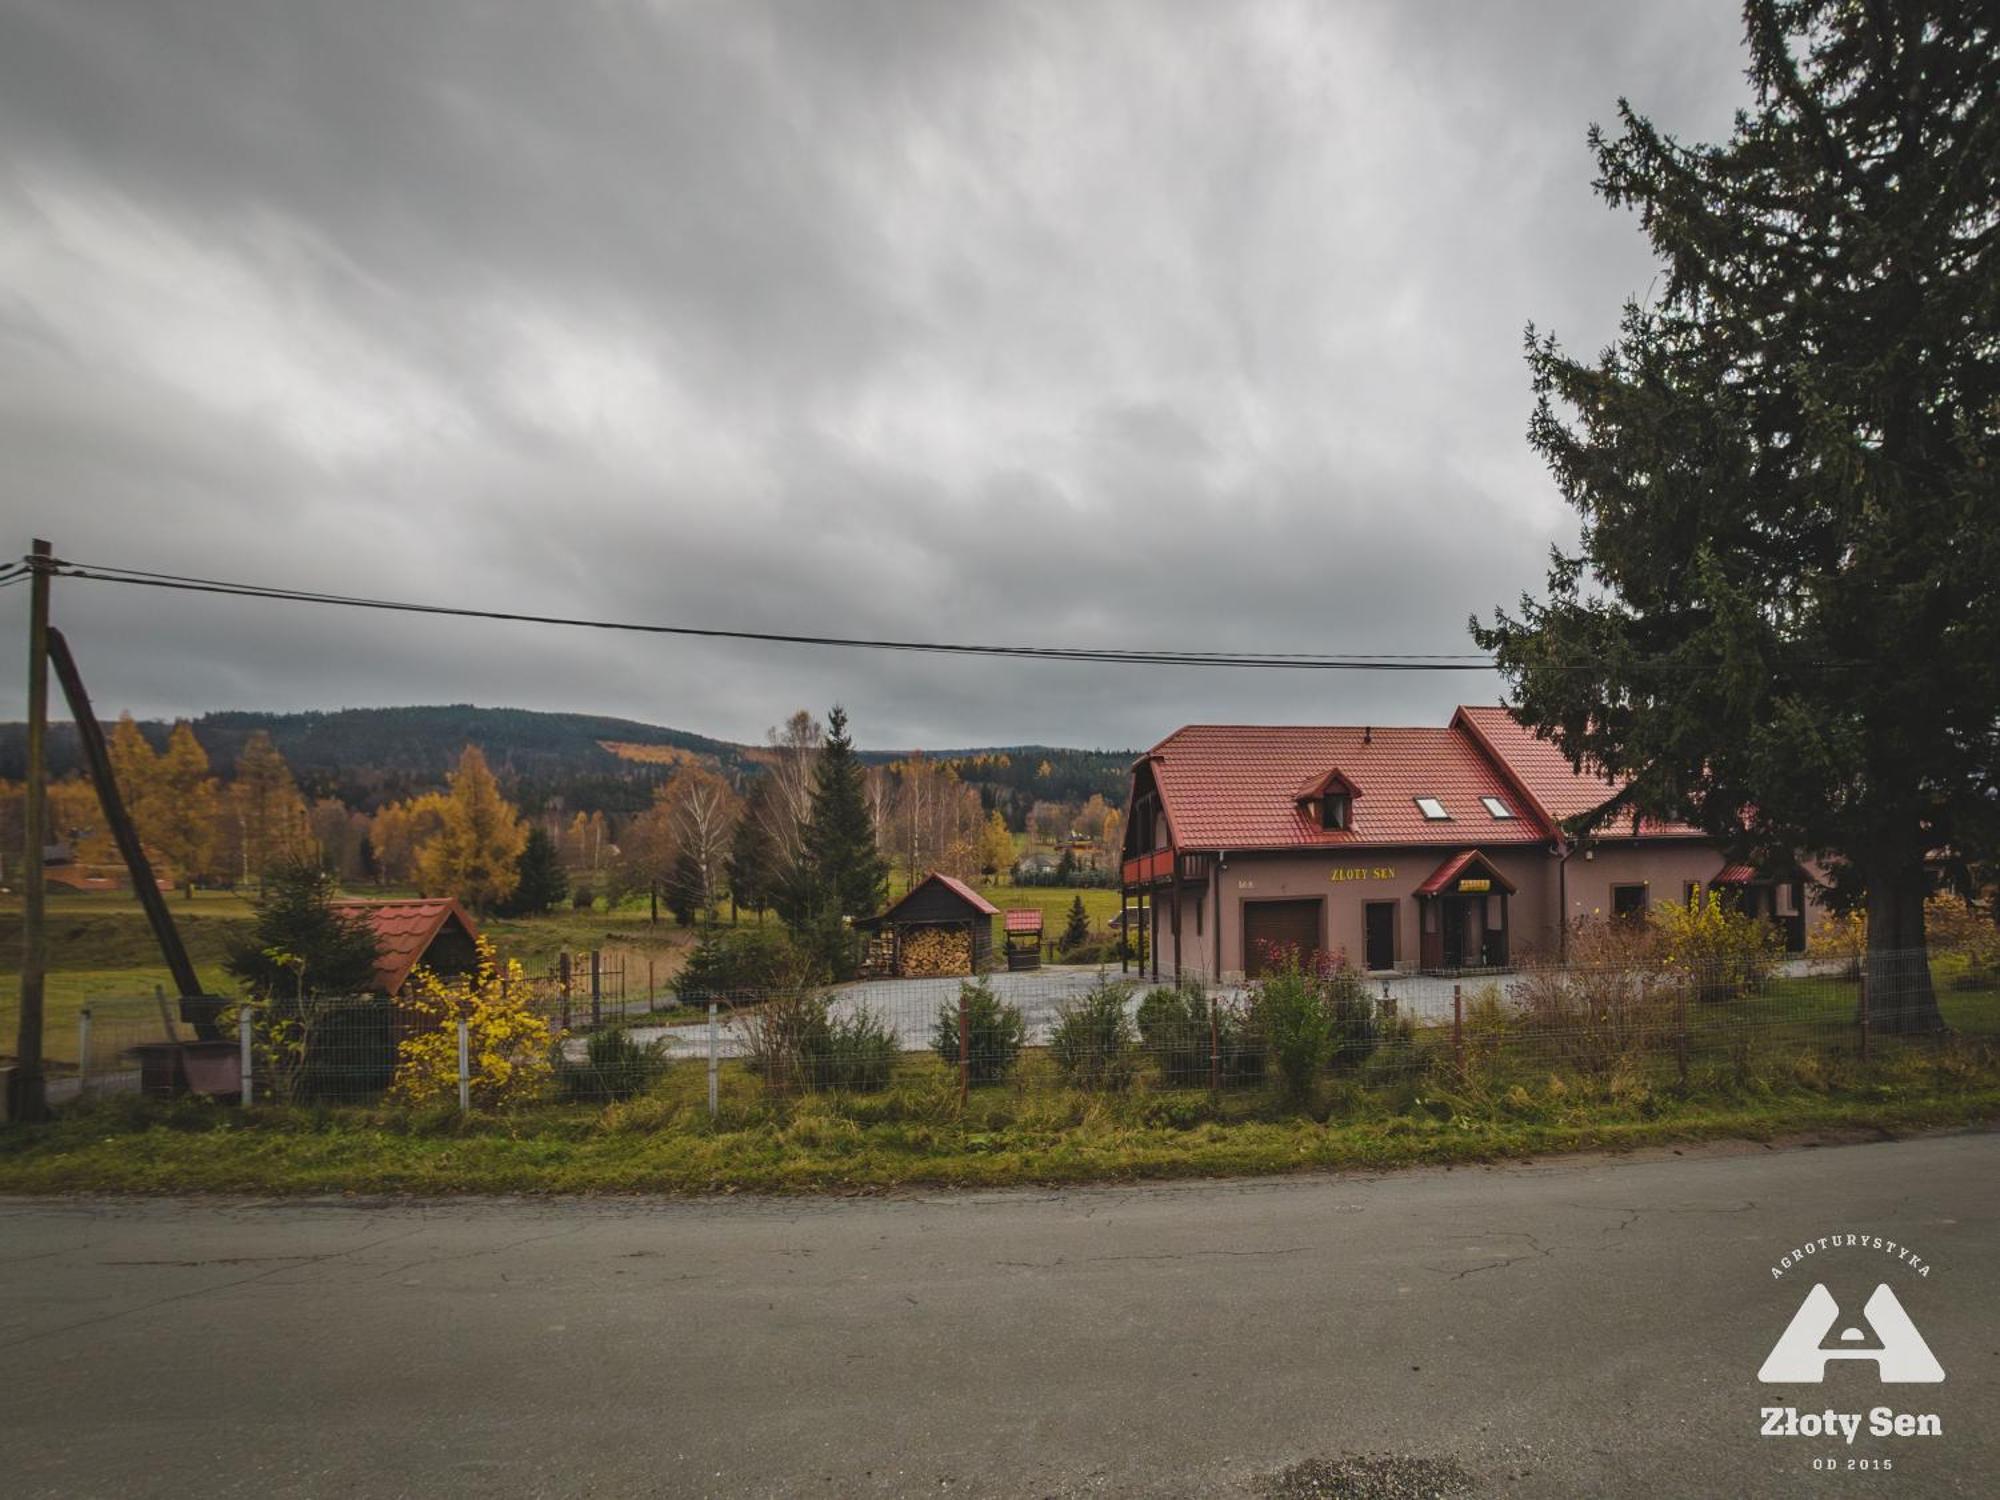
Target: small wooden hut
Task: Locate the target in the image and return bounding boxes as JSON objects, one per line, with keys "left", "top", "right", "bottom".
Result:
{"left": 1002, "top": 909, "right": 1044, "bottom": 971}
{"left": 867, "top": 873, "right": 997, "bottom": 977}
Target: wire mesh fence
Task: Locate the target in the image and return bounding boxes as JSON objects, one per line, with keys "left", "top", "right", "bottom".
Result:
{"left": 38, "top": 944, "right": 1994, "bottom": 1116}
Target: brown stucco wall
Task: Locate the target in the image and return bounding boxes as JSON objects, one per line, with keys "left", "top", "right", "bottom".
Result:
{"left": 1137, "top": 836, "right": 1815, "bottom": 981}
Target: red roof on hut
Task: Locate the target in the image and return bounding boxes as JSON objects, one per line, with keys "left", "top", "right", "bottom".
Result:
{"left": 1004, "top": 909, "right": 1044, "bottom": 934}
{"left": 329, "top": 898, "right": 480, "bottom": 997}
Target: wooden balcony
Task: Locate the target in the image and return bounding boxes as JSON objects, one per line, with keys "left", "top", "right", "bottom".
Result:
{"left": 1120, "top": 848, "right": 1212, "bottom": 888}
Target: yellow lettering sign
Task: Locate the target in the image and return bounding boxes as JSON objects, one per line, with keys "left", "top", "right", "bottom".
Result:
{"left": 1329, "top": 866, "right": 1396, "bottom": 883}
{"left": 1457, "top": 878, "right": 1492, "bottom": 893}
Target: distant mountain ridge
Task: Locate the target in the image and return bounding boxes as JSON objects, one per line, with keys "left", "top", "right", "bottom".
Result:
{"left": 0, "top": 703, "right": 1133, "bottom": 814}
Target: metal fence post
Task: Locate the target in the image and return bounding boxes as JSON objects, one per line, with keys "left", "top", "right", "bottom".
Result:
{"left": 1674, "top": 978, "right": 1689, "bottom": 1088}
{"left": 958, "top": 986, "right": 970, "bottom": 1107}
{"left": 590, "top": 949, "right": 602, "bottom": 1028}
{"left": 1452, "top": 983, "right": 1464, "bottom": 1076}
{"left": 558, "top": 951, "right": 572, "bottom": 1032}
{"left": 706, "top": 1002, "right": 719, "bottom": 1119}
{"left": 77, "top": 1007, "right": 91, "bottom": 1096}
{"left": 239, "top": 1005, "right": 254, "bottom": 1108}
{"left": 456, "top": 1018, "right": 471, "bottom": 1114}
{"left": 1208, "top": 990, "right": 1221, "bottom": 1093}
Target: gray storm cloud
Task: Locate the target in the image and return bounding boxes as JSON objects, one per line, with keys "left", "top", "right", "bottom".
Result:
{"left": 0, "top": 0, "right": 1752, "bottom": 749}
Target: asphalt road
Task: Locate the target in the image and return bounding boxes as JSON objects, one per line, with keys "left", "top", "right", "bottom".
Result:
{"left": 1, "top": 1133, "right": 1992, "bottom": 1498}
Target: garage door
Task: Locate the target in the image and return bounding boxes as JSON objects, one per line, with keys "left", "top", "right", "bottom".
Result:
{"left": 1243, "top": 899, "right": 1323, "bottom": 976}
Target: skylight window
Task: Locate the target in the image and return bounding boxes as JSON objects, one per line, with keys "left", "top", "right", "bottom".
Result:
{"left": 1481, "top": 796, "right": 1515, "bottom": 819}
{"left": 1414, "top": 796, "right": 1450, "bottom": 821}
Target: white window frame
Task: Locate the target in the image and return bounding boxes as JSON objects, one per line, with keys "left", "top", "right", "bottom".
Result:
{"left": 1480, "top": 795, "right": 1515, "bottom": 819}
{"left": 1414, "top": 796, "right": 1450, "bottom": 821}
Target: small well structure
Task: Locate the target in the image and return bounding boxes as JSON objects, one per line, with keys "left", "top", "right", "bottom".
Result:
{"left": 1002, "top": 909, "right": 1044, "bottom": 971}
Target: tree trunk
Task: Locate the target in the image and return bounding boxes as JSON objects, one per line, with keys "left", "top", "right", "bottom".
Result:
{"left": 1865, "top": 863, "right": 1945, "bottom": 1035}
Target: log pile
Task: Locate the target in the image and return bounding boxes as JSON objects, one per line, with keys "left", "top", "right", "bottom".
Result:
{"left": 898, "top": 924, "right": 973, "bottom": 977}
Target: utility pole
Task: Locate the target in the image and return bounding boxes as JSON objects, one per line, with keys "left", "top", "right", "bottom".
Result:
{"left": 12, "top": 539, "right": 52, "bottom": 1122}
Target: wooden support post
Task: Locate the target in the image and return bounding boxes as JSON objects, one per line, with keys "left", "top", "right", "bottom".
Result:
{"left": 958, "top": 986, "right": 970, "bottom": 1108}
{"left": 46, "top": 625, "right": 206, "bottom": 1018}
{"left": 240, "top": 1006, "right": 255, "bottom": 1108}
{"left": 11, "top": 539, "right": 51, "bottom": 1122}
{"left": 1171, "top": 859, "right": 1183, "bottom": 981}
{"left": 1452, "top": 983, "right": 1464, "bottom": 1076}
{"left": 1120, "top": 889, "right": 1129, "bottom": 974}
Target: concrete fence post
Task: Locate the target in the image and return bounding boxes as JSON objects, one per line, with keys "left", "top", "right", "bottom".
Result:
{"left": 77, "top": 1007, "right": 91, "bottom": 1095}
{"left": 239, "top": 1006, "right": 254, "bottom": 1108}
{"left": 1208, "top": 990, "right": 1220, "bottom": 1094}
{"left": 707, "top": 1002, "right": 720, "bottom": 1119}
{"left": 1452, "top": 984, "right": 1464, "bottom": 1076}
{"left": 1380, "top": 979, "right": 1395, "bottom": 1023}
{"left": 958, "top": 986, "right": 970, "bottom": 1107}
{"left": 1858, "top": 971, "right": 1870, "bottom": 1063}
{"left": 456, "top": 1019, "right": 471, "bottom": 1114}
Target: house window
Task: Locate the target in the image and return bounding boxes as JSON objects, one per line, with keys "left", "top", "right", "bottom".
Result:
{"left": 1611, "top": 884, "right": 1648, "bottom": 920}
{"left": 1414, "top": 796, "right": 1450, "bottom": 821}
{"left": 1320, "top": 793, "right": 1351, "bottom": 831}
{"left": 1480, "top": 796, "right": 1514, "bottom": 819}
{"left": 1683, "top": 880, "right": 1701, "bottom": 906}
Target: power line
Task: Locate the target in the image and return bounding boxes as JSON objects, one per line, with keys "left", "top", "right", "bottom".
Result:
{"left": 48, "top": 558, "right": 1502, "bottom": 672}
{"left": 36, "top": 554, "right": 1868, "bottom": 674}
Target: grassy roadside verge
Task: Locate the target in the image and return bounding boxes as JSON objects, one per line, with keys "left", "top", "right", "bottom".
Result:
{"left": 4, "top": 1087, "right": 1994, "bottom": 1196}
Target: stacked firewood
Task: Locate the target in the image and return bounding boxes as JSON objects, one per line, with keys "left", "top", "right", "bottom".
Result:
{"left": 899, "top": 925, "right": 972, "bottom": 977}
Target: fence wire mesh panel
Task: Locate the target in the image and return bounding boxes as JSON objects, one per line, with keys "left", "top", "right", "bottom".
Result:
{"left": 91, "top": 944, "right": 1987, "bottom": 1114}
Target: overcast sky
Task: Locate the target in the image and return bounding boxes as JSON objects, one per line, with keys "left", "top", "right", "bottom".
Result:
{"left": 0, "top": 1, "right": 1754, "bottom": 751}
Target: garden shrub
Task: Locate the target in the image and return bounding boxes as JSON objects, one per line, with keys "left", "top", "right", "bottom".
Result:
{"left": 1651, "top": 887, "right": 1781, "bottom": 1002}
{"left": 391, "top": 938, "right": 557, "bottom": 1109}
{"left": 1323, "top": 961, "right": 1378, "bottom": 1071}
{"left": 1252, "top": 962, "right": 1332, "bottom": 1102}
{"left": 558, "top": 1025, "right": 670, "bottom": 1101}
{"left": 1136, "top": 980, "right": 1212, "bottom": 1086}
{"left": 931, "top": 978, "right": 1027, "bottom": 1085}
{"left": 675, "top": 926, "right": 818, "bottom": 1002}
{"left": 742, "top": 992, "right": 896, "bottom": 1093}
{"left": 1050, "top": 980, "right": 1138, "bottom": 1091}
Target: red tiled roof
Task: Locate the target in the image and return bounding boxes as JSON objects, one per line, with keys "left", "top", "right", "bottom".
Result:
{"left": 890, "top": 872, "right": 1000, "bottom": 918}
{"left": 1414, "top": 849, "right": 1518, "bottom": 897}
{"left": 1453, "top": 705, "right": 1706, "bottom": 839}
{"left": 1142, "top": 724, "right": 1552, "bottom": 851}
{"left": 1711, "top": 864, "right": 1756, "bottom": 886}
{"left": 1003, "top": 909, "right": 1044, "bottom": 934}
{"left": 329, "top": 898, "right": 479, "bottom": 997}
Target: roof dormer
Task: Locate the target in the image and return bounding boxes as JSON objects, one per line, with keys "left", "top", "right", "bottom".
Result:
{"left": 1296, "top": 768, "right": 1359, "bottom": 832}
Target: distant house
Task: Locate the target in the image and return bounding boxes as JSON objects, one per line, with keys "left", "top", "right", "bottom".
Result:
{"left": 329, "top": 898, "right": 481, "bottom": 997}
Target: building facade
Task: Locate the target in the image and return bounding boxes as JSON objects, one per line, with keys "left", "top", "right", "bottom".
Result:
{"left": 1119, "top": 706, "right": 1813, "bottom": 980}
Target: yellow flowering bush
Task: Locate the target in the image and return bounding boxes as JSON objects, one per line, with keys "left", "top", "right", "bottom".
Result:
{"left": 1806, "top": 908, "right": 1868, "bottom": 979}
{"left": 1651, "top": 885, "right": 1781, "bottom": 1003}
{"left": 391, "top": 938, "right": 559, "bottom": 1109}
{"left": 1924, "top": 892, "right": 2000, "bottom": 983}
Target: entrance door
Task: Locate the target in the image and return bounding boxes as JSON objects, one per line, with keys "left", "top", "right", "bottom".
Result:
{"left": 1364, "top": 902, "right": 1396, "bottom": 972}
{"left": 1243, "top": 899, "right": 1323, "bottom": 976}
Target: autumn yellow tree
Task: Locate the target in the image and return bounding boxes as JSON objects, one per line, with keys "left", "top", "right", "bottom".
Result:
{"left": 416, "top": 746, "right": 527, "bottom": 911}
{"left": 978, "top": 809, "right": 1014, "bottom": 879}
{"left": 231, "top": 730, "right": 307, "bottom": 887}
{"left": 153, "top": 722, "right": 219, "bottom": 897}
{"left": 107, "top": 713, "right": 162, "bottom": 831}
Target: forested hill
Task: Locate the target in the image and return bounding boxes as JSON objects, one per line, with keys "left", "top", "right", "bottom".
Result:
{"left": 0, "top": 705, "right": 1131, "bottom": 815}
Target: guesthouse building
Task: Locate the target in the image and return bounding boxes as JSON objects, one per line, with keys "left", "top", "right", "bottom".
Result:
{"left": 1119, "top": 706, "right": 1814, "bottom": 980}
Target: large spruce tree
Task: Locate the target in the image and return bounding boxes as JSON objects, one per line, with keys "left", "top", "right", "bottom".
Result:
{"left": 785, "top": 707, "right": 889, "bottom": 969}
{"left": 1475, "top": 1, "right": 1998, "bottom": 1031}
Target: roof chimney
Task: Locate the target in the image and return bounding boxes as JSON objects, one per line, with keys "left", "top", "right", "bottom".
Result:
{"left": 1363, "top": 725, "right": 1372, "bottom": 745}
